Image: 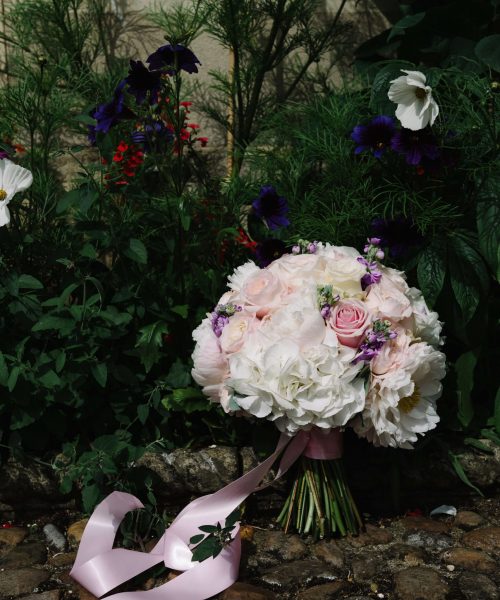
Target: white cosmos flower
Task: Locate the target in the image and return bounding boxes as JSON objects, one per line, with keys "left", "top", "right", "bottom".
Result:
{"left": 0, "top": 159, "right": 33, "bottom": 227}
{"left": 388, "top": 70, "right": 439, "bottom": 131}
{"left": 353, "top": 337, "right": 446, "bottom": 448}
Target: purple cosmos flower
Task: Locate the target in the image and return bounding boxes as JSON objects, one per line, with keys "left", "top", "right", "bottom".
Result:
{"left": 371, "top": 216, "right": 423, "bottom": 258}
{"left": 124, "top": 60, "right": 163, "bottom": 105}
{"left": 91, "top": 81, "right": 135, "bottom": 135}
{"left": 147, "top": 44, "right": 201, "bottom": 74}
{"left": 252, "top": 185, "right": 290, "bottom": 230}
{"left": 351, "top": 115, "right": 396, "bottom": 158}
{"left": 391, "top": 127, "right": 439, "bottom": 166}
{"left": 255, "top": 238, "right": 287, "bottom": 267}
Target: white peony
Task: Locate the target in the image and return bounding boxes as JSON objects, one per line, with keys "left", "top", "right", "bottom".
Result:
{"left": 191, "top": 318, "right": 229, "bottom": 404}
{"left": 403, "top": 287, "right": 443, "bottom": 347}
{"left": 0, "top": 159, "right": 33, "bottom": 227}
{"left": 227, "top": 260, "right": 261, "bottom": 293}
{"left": 353, "top": 337, "right": 446, "bottom": 448}
{"left": 388, "top": 70, "right": 439, "bottom": 131}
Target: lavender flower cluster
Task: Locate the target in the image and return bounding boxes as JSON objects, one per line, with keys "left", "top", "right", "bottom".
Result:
{"left": 353, "top": 319, "right": 398, "bottom": 364}
{"left": 211, "top": 303, "right": 242, "bottom": 337}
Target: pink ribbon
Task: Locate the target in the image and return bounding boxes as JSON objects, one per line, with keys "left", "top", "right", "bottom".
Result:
{"left": 70, "top": 428, "right": 342, "bottom": 600}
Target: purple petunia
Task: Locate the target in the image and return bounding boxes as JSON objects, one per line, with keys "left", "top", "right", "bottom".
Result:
{"left": 255, "top": 238, "right": 287, "bottom": 268}
{"left": 252, "top": 185, "right": 290, "bottom": 230}
{"left": 371, "top": 216, "right": 423, "bottom": 258}
{"left": 147, "top": 44, "right": 201, "bottom": 74}
{"left": 131, "top": 119, "right": 174, "bottom": 152}
{"left": 91, "top": 81, "right": 135, "bottom": 135}
{"left": 391, "top": 127, "right": 439, "bottom": 166}
{"left": 351, "top": 115, "right": 396, "bottom": 158}
{"left": 124, "top": 60, "right": 163, "bottom": 105}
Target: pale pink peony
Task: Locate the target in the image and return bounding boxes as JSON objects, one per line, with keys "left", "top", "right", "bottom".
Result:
{"left": 329, "top": 300, "right": 372, "bottom": 348}
{"left": 370, "top": 327, "right": 411, "bottom": 376}
{"left": 219, "top": 311, "right": 258, "bottom": 354}
{"left": 191, "top": 318, "right": 228, "bottom": 402}
{"left": 240, "top": 269, "right": 288, "bottom": 317}
{"left": 364, "top": 266, "right": 412, "bottom": 321}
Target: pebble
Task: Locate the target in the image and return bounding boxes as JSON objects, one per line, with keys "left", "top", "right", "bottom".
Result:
{"left": 458, "top": 571, "right": 498, "bottom": 600}
{"left": 401, "top": 516, "right": 450, "bottom": 534}
{"left": 259, "top": 559, "right": 338, "bottom": 590}
{"left": 311, "top": 539, "right": 345, "bottom": 568}
{"left": 0, "top": 566, "right": 50, "bottom": 597}
{"left": 0, "top": 541, "right": 47, "bottom": 567}
{"left": 389, "top": 543, "right": 429, "bottom": 565}
{"left": 247, "top": 530, "right": 306, "bottom": 568}
{"left": 44, "top": 523, "right": 67, "bottom": 551}
{"left": 346, "top": 524, "right": 393, "bottom": 547}
{"left": 351, "top": 556, "right": 377, "bottom": 583}
{"left": 19, "top": 591, "right": 60, "bottom": 600}
{"left": 220, "top": 582, "right": 276, "bottom": 599}
{"left": 462, "top": 525, "right": 500, "bottom": 554}
{"left": 394, "top": 566, "right": 449, "bottom": 600}
{"left": 441, "top": 547, "right": 496, "bottom": 573}
{"left": 454, "top": 510, "right": 484, "bottom": 530}
{"left": 0, "top": 526, "right": 27, "bottom": 556}
{"left": 296, "top": 581, "right": 347, "bottom": 599}
{"left": 48, "top": 551, "right": 78, "bottom": 567}
{"left": 67, "top": 519, "right": 89, "bottom": 547}
{"left": 404, "top": 530, "right": 453, "bottom": 550}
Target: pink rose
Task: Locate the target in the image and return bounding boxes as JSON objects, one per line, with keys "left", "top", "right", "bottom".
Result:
{"left": 240, "top": 269, "right": 287, "bottom": 317}
{"left": 329, "top": 300, "right": 371, "bottom": 348}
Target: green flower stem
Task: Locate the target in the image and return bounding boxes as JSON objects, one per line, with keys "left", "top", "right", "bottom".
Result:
{"left": 277, "top": 456, "right": 361, "bottom": 538}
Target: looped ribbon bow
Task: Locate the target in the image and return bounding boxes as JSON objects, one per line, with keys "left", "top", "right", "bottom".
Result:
{"left": 70, "top": 428, "right": 343, "bottom": 600}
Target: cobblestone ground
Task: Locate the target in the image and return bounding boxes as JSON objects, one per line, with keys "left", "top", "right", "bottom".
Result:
{"left": 0, "top": 496, "right": 499, "bottom": 600}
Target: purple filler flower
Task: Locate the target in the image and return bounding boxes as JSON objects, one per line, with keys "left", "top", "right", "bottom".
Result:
{"left": 351, "top": 116, "right": 396, "bottom": 158}
{"left": 255, "top": 239, "right": 287, "bottom": 267}
{"left": 391, "top": 127, "right": 439, "bottom": 166}
{"left": 371, "top": 216, "right": 423, "bottom": 258}
{"left": 357, "top": 256, "right": 382, "bottom": 290}
{"left": 125, "top": 60, "right": 163, "bottom": 105}
{"left": 252, "top": 185, "right": 290, "bottom": 230}
{"left": 147, "top": 44, "right": 201, "bottom": 74}
{"left": 92, "top": 81, "right": 135, "bottom": 134}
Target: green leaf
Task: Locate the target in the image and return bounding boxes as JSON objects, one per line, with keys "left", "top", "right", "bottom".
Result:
{"left": 124, "top": 239, "right": 148, "bottom": 265}
{"left": 57, "top": 188, "right": 98, "bottom": 215}
{"left": 39, "top": 369, "right": 61, "bottom": 389}
{"left": 417, "top": 241, "right": 447, "bottom": 308}
{"left": 92, "top": 434, "right": 128, "bottom": 454}
{"left": 456, "top": 350, "right": 478, "bottom": 428}
{"left": 80, "top": 243, "right": 98, "bottom": 259}
{"left": 477, "top": 182, "right": 500, "bottom": 280}
{"left": 388, "top": 12, "right": 426, "bottom": 42}
{"left": 448, "top": 234, "right": 488, "bottom": 323}
{"left": 55, "top": 350, "right": 66, "bottom": 373}
{"left": 137, "top": 404, "right": 149, "bottom": 425}
{"left": 191, "top": 536, "right": 220, "bottom": 563}
{"left": 74, "top": 113, "right": 97, "bottom": 125}
{"left": 0, "top": 352, "right": 9, "bottom": 386}
{"left": 32, "top": 316, "right": 76, "bottom": 335}
{"left": 475, "top": 35, "right": 500, "bottom": 70}
{"left": 82, "top": 483, "right": 102, "bottom": 513}
{"left": 171, "top": 305, "right": 188, "bottom": 319}
{"left": 7, "top": 366, "right": 20, "bottom": 392}
{"left": 165, "top": 359, "right": 191, "bottom": 388}
{"left": 464, "top": 438, "right": 494, "bottom": 454}
{"left": 91, "top": 363, "right": 107, "bottom": 387}
{"left": 190, "top": 534, "right": 205, "bottom": 545}
{"left": 135, "top": 321, "right": 168, "bottom": 373}
{"left": 199, "top": 525, "right": 218, "bottom": 533}
{"left": 480, "top": 428, "right": 500, "bottom": 446}
{"left": 449, "top": 452, "right": 483, "bottom": 497}
{"left": 18, "top": 274, "right": 44, "bottom": 290}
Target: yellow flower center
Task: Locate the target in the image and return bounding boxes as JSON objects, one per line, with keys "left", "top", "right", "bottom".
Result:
{"left": 399, "top": 385, "right": 421, "bottom": 414}
{"left": 0, "top": 189, "right": 7, "bottom": 201}
{"left": 415, "top": 87, "right": 427, "bottom": 100}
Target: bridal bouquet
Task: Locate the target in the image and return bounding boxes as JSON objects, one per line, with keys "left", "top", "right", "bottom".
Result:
{"left": 192, "top": 238, "right": 446, "bottom": 538}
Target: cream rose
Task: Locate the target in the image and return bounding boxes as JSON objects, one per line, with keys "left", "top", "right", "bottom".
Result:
{"left": 219, "top": 312, "right": 257, "bottom": 354}
{"left": 365, "top": 266, "right": 412, "bottom": 321}
{"left": 240, "top": 269, "right": 287, "bottom": 317}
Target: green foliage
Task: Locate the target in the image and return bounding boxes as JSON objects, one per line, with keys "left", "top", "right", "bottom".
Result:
{"left": 189, "top": 508, "right": 240, "bottom": 562}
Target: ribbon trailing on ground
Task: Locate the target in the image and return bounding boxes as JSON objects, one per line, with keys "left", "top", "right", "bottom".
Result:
{"left": 70, "top": 428, "right": 343, "bottom": 600}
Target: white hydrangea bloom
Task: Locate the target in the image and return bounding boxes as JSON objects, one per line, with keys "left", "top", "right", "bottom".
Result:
{"left": 388, "top": 70, "right": 439, "bottom": 131}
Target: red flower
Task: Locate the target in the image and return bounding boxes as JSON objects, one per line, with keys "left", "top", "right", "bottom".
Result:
{"left": 180, "top": 101, "right": 192, "bottom": 108}
{"left": 235, "top": 227, "right": 257, "bottom": 251}
{"left": 187, "top": 123, "right": 200, "bottom": 130}
{"left": 197, "top": 137, "right": 209, "bottom": 147}
{"left": 117, "top": 141, "right": 129, "bottom": 152}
